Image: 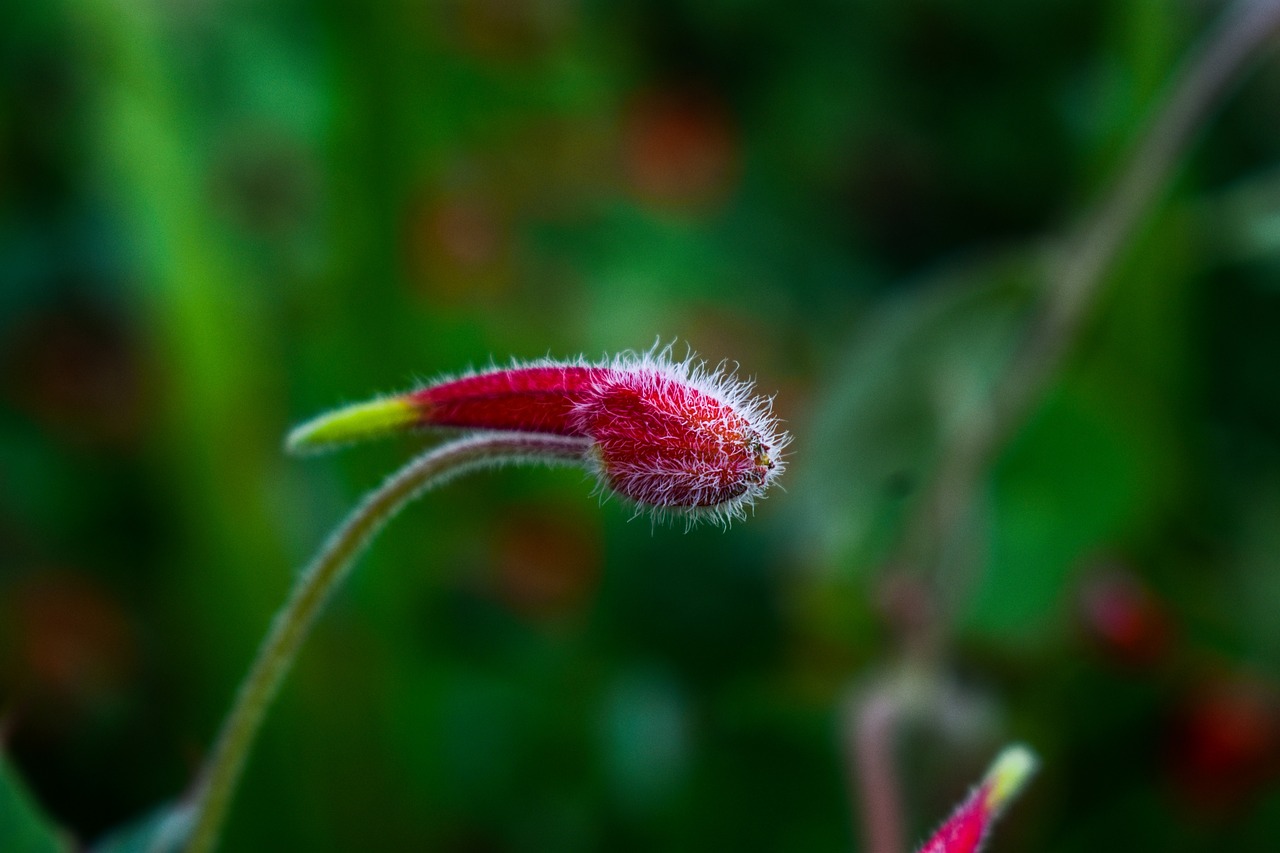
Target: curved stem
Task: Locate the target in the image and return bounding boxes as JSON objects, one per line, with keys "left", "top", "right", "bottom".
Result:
{"left": 183, "top": 433, "right": 592, "bottom": 853}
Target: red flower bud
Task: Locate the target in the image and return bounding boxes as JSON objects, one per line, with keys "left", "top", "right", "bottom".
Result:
{"left": 1168, "top": 678, "right": 1280, "bottom": 814}
{"left": 916, "top": 745, "right": 1037, "bottom": 853}
{"left": 287, "top": 347, "right": 789, "bottom": 525}
{"left": 1079, "top": 568, "right": 1175, "bottom": 669}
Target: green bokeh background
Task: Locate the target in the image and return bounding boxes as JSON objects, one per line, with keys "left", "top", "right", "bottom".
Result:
{"left": 3, "top": 1, "right": 1280, "bottom": 850}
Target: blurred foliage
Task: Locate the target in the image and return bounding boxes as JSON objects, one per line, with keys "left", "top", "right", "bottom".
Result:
{"left": 3, "top": 0, "right": 1280, "bottom": 851}
{"left": 0, "top": 752, "right": 70, "bottom": 853}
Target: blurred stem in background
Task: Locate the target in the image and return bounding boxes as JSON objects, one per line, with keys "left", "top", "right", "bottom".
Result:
{"left": 848, "top": 683, "right": 906, "bottom": 853}
{"left": 901, "top": 0, "right": 1280, "bottom": 647}
{"left": 851, "top": 1, "right": 1280, "bottom": 850}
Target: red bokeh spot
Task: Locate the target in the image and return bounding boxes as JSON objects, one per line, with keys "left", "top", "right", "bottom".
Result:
{"left": 2, "top": 570, "right": 138, "bottom": 726}
{"left": 1167, "top": 678, "right": 1280, "bottom": 814}
{"left": 1079, "top": 567, "right": 1175, "bottom": 669}
{"left": 621, "top": 88, "right": 740, "bottom": 213}
{"left": 490, "top": 508, "right": 601, "bottom": 621}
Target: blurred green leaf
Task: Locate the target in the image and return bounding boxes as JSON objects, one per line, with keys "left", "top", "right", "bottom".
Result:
{"left": 966, "top": 378, "right": 1155, "bottom": 636}
{"left": 0, "top": 753, "right": 71, "bottom": 853}
{"left": 791, "top": 249, "right": 1040, "bottom": 571}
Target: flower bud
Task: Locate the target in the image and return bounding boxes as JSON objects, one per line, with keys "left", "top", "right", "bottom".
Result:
{"left": 916, "top": 745, "right": 1037, "bottom": 853}
{"left": 287, "top": 347, "right": 789, "bottom": 525}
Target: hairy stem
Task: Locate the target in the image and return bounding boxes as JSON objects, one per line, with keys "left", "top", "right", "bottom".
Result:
{"left": 183, "top": 433, "right": 592, "bottom": 853}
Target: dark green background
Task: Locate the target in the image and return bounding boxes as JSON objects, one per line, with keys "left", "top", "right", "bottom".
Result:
{"left": 3, "top": 1, "right": 1279, "bottom": 850}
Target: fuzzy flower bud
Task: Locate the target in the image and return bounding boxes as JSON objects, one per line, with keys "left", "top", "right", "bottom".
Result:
{"left": 916, "top": 745, "right": 1038, "bottom": 853}
{"left": 287, "top": 347, "right": 789, "bottom": 525}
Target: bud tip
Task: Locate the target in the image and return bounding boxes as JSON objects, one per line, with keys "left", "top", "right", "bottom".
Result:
{"left": 985, "top": 744, "right": 1037, "bottom": 811}
{"left": 285, "top": 397, "right": 420, "bottom": 455}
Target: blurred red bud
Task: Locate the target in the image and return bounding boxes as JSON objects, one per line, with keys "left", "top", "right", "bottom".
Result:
{"left": 490, "top": 508, "right": 601, "bottom": 621}
{"left": 1, "top": 570, "right": 138, "bottom": 728}
{"left": 1, "top": 302, "right": 151, "bottom": 450}
{"left": 621, "top": 88, "right": 739, "bottom": 213}
{"left": 1166, "top": 678, "right": 1280, "bottom": 815}
{"left": 404, "top": 184, "right": 514, "bottom": 306}
{"left": 1079, "top": 568, "right": 1175, "bottom": 669}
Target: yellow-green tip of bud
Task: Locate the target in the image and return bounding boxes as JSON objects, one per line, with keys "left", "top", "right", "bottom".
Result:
{"left": 286, "top": 397, "right": 420, "bottom": 455}
{"left": 984, "top": 744, "right": 1038, "bottom": 812}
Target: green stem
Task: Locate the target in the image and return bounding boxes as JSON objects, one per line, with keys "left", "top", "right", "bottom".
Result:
{"left": 182, "top": 433, "right": 592, "bottom": 853}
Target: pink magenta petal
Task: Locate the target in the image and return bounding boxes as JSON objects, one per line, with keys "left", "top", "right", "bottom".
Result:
{"left": 916, "top": 746, "right": 1037, "bottom": 853}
